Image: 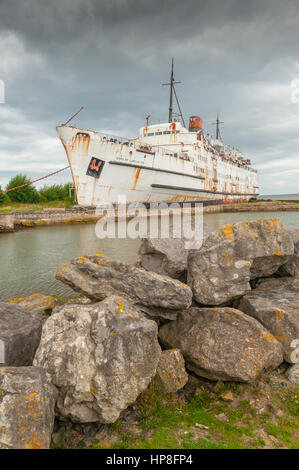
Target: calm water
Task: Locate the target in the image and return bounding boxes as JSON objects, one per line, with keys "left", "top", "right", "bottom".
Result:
{"left": 1, "top": 210, "right": 299, "bottom": 302}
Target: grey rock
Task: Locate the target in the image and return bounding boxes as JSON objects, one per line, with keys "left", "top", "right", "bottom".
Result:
{"left": 152, "top": 349, "right": 188, "bottom": 393}
{"left": 0, "top": 303, "right": 42, "bottom": 366}
{"left": 281, "top": 229, "right": 299, "bottom": 276}
{"left": 159, "top": 307, "right": 283, "bottom": 382}
{"left": 5, "top": 294, "right": 59, "bottom": 316}
{"left": 51, "top": 296, "right": 94, "bottom": 316}
{"left": 55, "top": 254, "right": 192, "bottom": 310}
{"left": 286, "top": 363, "right": 299, "bottom": 384}
{"left": 0, "top": 367, "right": 57, "bottom": 449}
{"left": 139, "top": 237, "right": 188, "bottom": 279}
{"left": 136, "top": 304, "right": 179, "bottom": 321}
{"left": 138, "top": 222, "right": 210, "bottom": 280}
{"left": 188, "top": 218, "right": 293, "bottom": 305}
{"left": 34, "top": 296, "right": 161, "bottom": 424}
{"left": 239, "top": 277, "right": 299, "bottom": 362}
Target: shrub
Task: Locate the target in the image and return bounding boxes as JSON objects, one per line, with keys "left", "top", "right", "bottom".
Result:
{"left": 6, "top": 174, "right": 40, "bottom": 203}
{"left": 38, "top": 183, "right": 72, "bottom": 202}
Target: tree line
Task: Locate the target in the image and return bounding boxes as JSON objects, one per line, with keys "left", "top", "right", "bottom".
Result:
{"left": 0, "top": 174, "right": 74, "bottom": 205}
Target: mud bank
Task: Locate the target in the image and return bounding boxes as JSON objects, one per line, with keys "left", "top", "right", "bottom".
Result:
{"left": 1, "top": 202, "right": 299, "bottom": 233}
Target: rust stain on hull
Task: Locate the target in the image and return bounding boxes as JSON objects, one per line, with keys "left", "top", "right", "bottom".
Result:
{"left": 71, "top": 134, "right": 90, "bottom": 156}
{"left": 91, "top": 177, "right": 97, "bottom": 206}
{"left": 131, "top": 168, "right": 141, "bottom": 190}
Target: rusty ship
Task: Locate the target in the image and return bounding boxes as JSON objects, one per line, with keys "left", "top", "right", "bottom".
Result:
{"left": 57, "top": 60, "right": 258, "bottom": 206}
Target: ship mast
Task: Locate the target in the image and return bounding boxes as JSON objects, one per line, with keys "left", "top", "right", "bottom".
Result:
{"left": 212, "top": 112, "right": 224, "bottom": 140}
{"left": 162, "top": 58, "right": 185, "bottom": 127}
{"left": 168, "top": 57, "right": 174, "bottom": 123}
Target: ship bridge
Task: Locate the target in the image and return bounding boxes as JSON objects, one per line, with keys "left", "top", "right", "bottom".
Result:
{"left": 138, "top": 120, "right": 201, "bottom": 150}
{"left": 139, "top": 121, "right": 186, "bottom": 137}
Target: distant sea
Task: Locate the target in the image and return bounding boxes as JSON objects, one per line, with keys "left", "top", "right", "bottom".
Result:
{"left": 258, "top": 194, "right": 299, "bottom": 200}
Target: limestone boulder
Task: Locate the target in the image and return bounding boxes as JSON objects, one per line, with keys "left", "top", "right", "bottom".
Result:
{"left": 138, "top": 237, "right": 188, "bottom": 280}
{"left": 239, "top": 277, "right": 299, "bottom": 362}
{"left": 188, "top": 218, "right": 293, "bottom": 305}
{"left": 7, "top": 293, "right": 58, "bottom": 316}
{"left": 135, "top": 304, "right": 179, "bottom": 321}
{"left": 0, "top": 367, "right": 57, "bottom": 449}
{"left": 0, "top": 303, "right": 42, "bottom": 366}
{"left": 138, "top": 222, "right": 209, "bottom": 280}
{"left": 55, "top": 254, "right": 192, "bottom": 310}
{"left": 286, "top": 363, "right": 299, "bottom": 384}
{"left": 159, "top": 307, "right": 283, "bottom": 382}
{"left": 281, "top": 229, "right": 299, "bottom": 276}
{"left": 152, "top": 349, "right": 188, "bottom": 393}
{"left": 34, "top": 296, "right": 161, "bottom": 423}
{"left": 50, "top": 296, "right": 94, "bottom": 316}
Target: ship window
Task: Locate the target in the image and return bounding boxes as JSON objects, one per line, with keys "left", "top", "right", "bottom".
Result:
{"left": 147, "top": 133, "right": 154, "bottom": 136}
{"left": 163, "top": 131, "right": 171, "bottom": 135}
{"left": 155, "top": 132, "right": 163, "bottom": 135}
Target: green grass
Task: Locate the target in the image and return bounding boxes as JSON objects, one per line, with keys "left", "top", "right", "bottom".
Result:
{"left": 50, "top": 373, "right": 299, "bottom": 450}
{"left": 0, "top": 200, "right": 75, "bottom": 213}
{"left": 76, "top": 440, "right": 86, "bottom": 448}
{"left": 237, "top": 200, "right": 299, "bottom": 206}
{"left": 87, "top": 380, "right": 299, "bottom": 450}
{"left": 284, "top": 391, "right": 299, "bottom": 416}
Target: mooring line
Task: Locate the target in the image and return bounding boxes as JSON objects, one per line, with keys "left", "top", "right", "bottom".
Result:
{"left": 0, "top": 166, "right": 70, "bottom": 194}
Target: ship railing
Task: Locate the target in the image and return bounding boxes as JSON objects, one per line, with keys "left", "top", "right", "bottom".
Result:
{"left": 222, "top": 153, "right": 256, "bottom": 170}
{"left": 96, "top": 131, "right": 133, "bottom": 145}
{"left": 96, "top": 130, "right": 188, "bottom": 160}
{"left": 96, "top": 130, "right": 257, "bottom": 172}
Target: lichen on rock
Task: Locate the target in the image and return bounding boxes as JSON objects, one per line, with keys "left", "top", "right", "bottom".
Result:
{"left": 34, "top": 295, "right": 161, "bottom": 423}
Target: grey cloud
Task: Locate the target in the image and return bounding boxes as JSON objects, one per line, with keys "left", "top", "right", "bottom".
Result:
{"left": 0, "top": 0, "right": 299, "bottom": 194}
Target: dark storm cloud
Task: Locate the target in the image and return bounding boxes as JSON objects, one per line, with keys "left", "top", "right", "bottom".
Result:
{"left": 0, "top": 0, "right": 299, "bottom": 193}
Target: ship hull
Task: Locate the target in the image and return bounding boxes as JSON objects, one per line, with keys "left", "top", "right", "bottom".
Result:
{"left": 57, "top": 125, "right": 258, "bottom": 207}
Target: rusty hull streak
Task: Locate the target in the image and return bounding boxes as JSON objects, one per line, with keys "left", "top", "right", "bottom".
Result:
{"left": 131, "top": 167, "right": 141, "bottom": 190}
{"left": 91, "top": 177, "right": 97, "bottom": 206}
{"left": 70, "top": 134, "right": 90, "bottom": 157}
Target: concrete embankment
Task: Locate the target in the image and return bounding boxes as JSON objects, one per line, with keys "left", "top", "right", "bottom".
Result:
{"left": 0, "top": 213, "right": 15, "bottom": 232}
{"left": 220, "top": 202, "right": 299, "bottom": 213}
{"left": 1, "top": 202, "right": 299, "bottom": 232}
{"left": 0, "top": 207, "right": 100, "bottom": 232}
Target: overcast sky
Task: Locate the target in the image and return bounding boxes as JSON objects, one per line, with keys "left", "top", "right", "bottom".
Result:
{"left": 0, "top": 0, "right": 299, "bottom": 194}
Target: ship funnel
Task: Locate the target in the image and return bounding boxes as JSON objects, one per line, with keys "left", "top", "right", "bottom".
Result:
{"left": 189, "top": 116, "right": 203, "bottom": 132}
